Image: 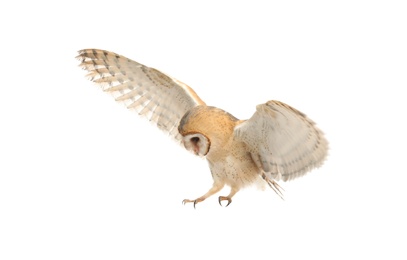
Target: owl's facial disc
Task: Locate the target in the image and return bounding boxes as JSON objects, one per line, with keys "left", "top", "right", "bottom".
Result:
{"left": 182, "top": 133, "right": 210, "bottom": 156}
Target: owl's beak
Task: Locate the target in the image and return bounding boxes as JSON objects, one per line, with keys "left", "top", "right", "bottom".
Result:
{"left": 193, "top": 145, "right": 199, "bottom": 155}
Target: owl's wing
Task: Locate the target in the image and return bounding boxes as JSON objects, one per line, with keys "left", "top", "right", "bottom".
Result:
{"left": 234, "top": 100, "right": 328, "bottom": 181}
{"left": 77, "top": 49, "right": 205, "bottom": 142}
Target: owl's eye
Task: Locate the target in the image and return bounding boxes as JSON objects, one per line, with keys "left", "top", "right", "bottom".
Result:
{"left": 190, "top": 136, "right": 200, "bottom": 144}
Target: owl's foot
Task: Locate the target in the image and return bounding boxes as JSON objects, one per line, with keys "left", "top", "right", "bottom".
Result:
{"left": 218, "top": 196, "right": 232, "bottom": 207}
{"left": 182, "top": 198, "right": 205, "bottom": 209}
{"left": 182, "top": 183, "right": 225, "bottom": 209}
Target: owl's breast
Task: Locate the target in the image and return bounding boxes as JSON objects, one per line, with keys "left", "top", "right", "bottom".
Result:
{"left": 207, "top": 143, "right": 261, "bottom": 188}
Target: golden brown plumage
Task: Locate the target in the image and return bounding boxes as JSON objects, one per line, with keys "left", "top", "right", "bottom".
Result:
{"left": 77, "top": 49, "right": 329, "bottom": 207}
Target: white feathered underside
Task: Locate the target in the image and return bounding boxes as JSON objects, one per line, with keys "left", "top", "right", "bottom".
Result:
{"left": 234, "top": 100, "right": 328, "bottom": 181}
{"left": 77, "top": 49, "right": 205, "bottom": 142}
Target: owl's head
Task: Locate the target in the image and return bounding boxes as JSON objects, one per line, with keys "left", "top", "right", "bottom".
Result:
{"left": 178, "top": 105, "right": 238, "bottom": 157}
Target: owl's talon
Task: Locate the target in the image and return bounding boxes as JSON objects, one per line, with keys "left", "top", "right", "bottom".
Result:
{"left": 218, "top": 196, "right": 232, "bottom": 207}
{"left": 182, "top": 198, "right": 204, "bottom": 208}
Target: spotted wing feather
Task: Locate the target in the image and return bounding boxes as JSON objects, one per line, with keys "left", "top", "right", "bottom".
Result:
{"left": 77, "top": 49, "right": 205, "bottom": 142}
{"left": 234, "top": 100, "right": 328, "bottom": 181}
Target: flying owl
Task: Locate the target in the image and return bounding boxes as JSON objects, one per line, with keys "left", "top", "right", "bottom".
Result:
{"left": 77, "top": 49, "right": 328, "bottom": 207}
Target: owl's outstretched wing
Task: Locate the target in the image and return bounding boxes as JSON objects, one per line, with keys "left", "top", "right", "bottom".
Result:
{"left": 77, "top": 49, "right": 205, "bottom": 142}
{"left": 234, "top": 100, "right": 328, "bottom": 181}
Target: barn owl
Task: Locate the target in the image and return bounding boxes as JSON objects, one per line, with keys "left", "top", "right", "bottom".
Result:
{"left": 77, "top": 49, "right": 328, "bottom": 207}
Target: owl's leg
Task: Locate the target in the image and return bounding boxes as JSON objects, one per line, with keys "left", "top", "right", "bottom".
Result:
{"left": 182, "top": 182, "right": 224, "bottom": 208}
{"left": 218, "top": 187, "right": 240, "bottom": 207}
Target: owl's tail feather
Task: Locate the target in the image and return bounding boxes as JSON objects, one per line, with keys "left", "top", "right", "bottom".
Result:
{"left": 262, "top": 173, "right": 284, "bottom": 200}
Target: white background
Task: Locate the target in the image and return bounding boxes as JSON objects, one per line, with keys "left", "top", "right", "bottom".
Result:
{"left": 1, "top": 1, "right": 406, "bottom": 259}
